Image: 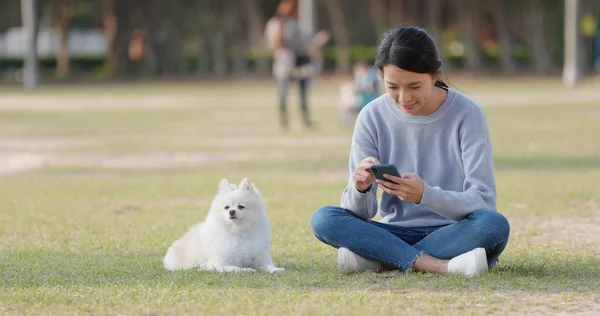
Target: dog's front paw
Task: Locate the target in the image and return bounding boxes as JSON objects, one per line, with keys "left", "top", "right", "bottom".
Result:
{"left": 222, "top": 265, "right": 255, "bottom": 272}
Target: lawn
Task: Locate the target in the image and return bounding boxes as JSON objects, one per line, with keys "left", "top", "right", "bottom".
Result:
{"left": 1, "top": 76, "right": 600, "bottom": 315}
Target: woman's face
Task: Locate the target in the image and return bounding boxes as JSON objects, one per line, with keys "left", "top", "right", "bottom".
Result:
{"left": 382, "top": 64, "right": 439, "bottom": 116}
{"left": 277, "top": 1, "right": 297, "bottom": 18}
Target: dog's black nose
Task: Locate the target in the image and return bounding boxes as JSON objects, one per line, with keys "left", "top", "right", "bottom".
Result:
{"left": 229, "top": 210, "right": 236, "bottom": 216}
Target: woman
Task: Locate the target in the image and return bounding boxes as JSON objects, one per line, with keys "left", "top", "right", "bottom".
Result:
{"left": 264, "top": 0, "right": 329, "bottom": 130}
{"left": 311, "top": 26, "right": 510, "bottom": 276}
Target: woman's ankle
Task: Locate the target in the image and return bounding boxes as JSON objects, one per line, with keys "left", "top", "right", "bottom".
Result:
{"left": 411, "top": 253, "right": 449, "bottom": 274}
{"left": 380, "top": 263, "right": 398, "bottom": 272}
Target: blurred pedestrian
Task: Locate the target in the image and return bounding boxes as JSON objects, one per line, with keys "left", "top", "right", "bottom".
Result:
{"left": 339, "top": 60, "right": 381, "bottom": 124}
{"left": 264, "top": 0, "right": 330, "bottom": 130}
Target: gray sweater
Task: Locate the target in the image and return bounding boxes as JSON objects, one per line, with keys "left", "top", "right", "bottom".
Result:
{"left": 340, "top": 88, "right": 497, "bottom": 227}
{"left": 264, "top": 16, "right": 309, "bottom": 52}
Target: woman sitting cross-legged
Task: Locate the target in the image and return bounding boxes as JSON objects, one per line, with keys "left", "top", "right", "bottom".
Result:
{"left": 310, "top": 26, "right": 510, "bottom": 276}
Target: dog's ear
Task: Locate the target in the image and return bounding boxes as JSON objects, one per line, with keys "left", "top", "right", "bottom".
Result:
{"left": 218, "top": 178, "right": 232, "bottom": 194}
{"left": 239, "top": 178, "right": 256, "bottom": 192}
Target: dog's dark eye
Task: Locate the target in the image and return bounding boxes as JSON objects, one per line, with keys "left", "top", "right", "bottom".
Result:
{"left": 224, "top": 206, "right": 230, "bottom": 210}
{"left": 238, "top": 205, "right": 245, "bottom": 210}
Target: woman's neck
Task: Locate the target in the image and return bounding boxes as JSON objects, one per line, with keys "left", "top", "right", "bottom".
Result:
{"left": 418, "top": 86, "right": 449, "bottom": 116}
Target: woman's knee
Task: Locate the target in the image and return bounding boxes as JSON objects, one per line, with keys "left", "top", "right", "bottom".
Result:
{"left": 471, "top": 210, "right": 510, "bottom": 240}
{"left": 310, "top": 206, "right": 348, "bottom": 238}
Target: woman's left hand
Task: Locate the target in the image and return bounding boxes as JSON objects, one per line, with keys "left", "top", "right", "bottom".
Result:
{"left": 313, "top": 30, "right": 331, "bottom": 46}
{"left": 376, "top": 172, "right": 425, "bottom": 203}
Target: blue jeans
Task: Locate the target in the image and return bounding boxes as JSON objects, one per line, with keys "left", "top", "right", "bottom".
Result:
{"left": 311, "top": 206, "right": 510, "bottom": 271}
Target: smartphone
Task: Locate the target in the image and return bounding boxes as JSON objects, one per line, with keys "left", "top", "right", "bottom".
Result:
{"left": 369, "top": 164, "right": 402, "bottom": 182}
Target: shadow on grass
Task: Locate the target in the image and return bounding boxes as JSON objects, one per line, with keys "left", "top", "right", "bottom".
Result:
{"left": 1, "top": 250, "right": 599, "bottom": 292}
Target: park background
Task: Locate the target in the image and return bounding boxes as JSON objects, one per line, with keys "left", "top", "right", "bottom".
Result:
{"left": 1, "top": 0, "right": 600, "bottom": 315}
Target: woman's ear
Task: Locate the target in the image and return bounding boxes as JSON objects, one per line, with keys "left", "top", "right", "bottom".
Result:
{"left": 432, "top": 68, "right": 441, "bottom": 83}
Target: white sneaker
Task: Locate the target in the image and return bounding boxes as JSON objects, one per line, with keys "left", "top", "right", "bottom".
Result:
{"left": 447, "top": 248, "right": 489, "bottom": 276}
{"left": 337, "top": 247, "right": 381, "bottom": 273}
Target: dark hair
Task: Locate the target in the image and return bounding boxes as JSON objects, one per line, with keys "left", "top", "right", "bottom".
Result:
{"left": 375, "top": 26, "right": 448, "bottom": 89}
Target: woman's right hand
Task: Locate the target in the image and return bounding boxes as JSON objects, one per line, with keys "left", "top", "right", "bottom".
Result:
{"left": 353, "top": 156, "right": 380, "bottom": 192}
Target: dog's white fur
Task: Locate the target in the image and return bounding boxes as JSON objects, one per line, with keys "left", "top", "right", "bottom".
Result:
{"left": 163, "top": 178, "right": 284, "bottom": 273}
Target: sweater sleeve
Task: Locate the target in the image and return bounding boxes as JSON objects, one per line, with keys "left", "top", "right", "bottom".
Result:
{"left": 416, "top": 107, "right": 497, "bottom": 221}
{"left": 340, "top": 112, "right": 379, "bottom": 220}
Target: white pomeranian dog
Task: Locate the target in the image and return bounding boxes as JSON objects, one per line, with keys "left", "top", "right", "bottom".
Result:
{"left": 163, "top": 178, "right": 284, "bottom": 273}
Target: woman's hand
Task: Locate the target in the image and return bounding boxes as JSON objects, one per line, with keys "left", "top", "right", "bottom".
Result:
{"left": 353, "top": 156, "right": 380, "bottom": 192}
{"left": 376, "top": 172, "right": 425, "bottom": 203}
{"left": 312, "top": 29, "right": 331, "bottom": 47}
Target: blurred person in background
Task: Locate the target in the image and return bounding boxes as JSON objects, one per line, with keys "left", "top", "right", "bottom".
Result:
{"left": 339, "top": 60, "right": 381, "bottom": 124}
{"left": 264, "top": 0, "right": 330, "bottom": 131}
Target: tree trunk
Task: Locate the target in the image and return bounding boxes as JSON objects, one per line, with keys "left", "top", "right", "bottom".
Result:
{"left": 528, "top": 0, "right": 553, "bottom": 73}
{"left": 426, "top": 0, "right": 449, "bottom": 69}
{"left": 367, "top": 0, "right": 387, "bottom": 37}
{"left": 401, "top": 0, "right": 421, "bottom": 26}
{"left": 151, "top": 0, "right": 188, "bottom": 77}
{"left": 165, "top": 1, "right": 188, "bottom": 76}
{"left": 164, "top": 22, "right": 188, "bottom": 76}
{"left": 212, "top": 32, "right": 227, "bottom": 77}
{"left": 196, "top": 37, "right": 210, "bottom": 75}
{"left": 196, "top": 10, "right": 213, "bottom": 76}
{"left": 226, "top": 5, "right": 246, "bottom": 76}
{"left": 458, "top": 0, "right": 481, "bottom": 71}
{"left": 20, "top": 0, "right": 39, "bottom": 89}
{"left": 55, "top": 0, "right": 70, "bottom": 79}
{"left": 102, "top": 0, "right": 118, "bottom": 75}
{"left": 491, "top": 0, "right": 514, "bottom": 74}
{"left": 114, "top": 0, "right": 136, "bottom": 75}
{"left": 240, "top": 0, "right": 268, "bottom": 75}
{"left": 232, "top": 44, "right": 247, "bottom": 75}
{"left": 563, "top": 0, "right": 581, "bottom": 87}
{"left": 388, "top": 0, "right": 404, "bottom": 27}
{"left": 426, "top": 0, "right": 441, "bottom": 43}
{"left": 323, "top": 0, "right": 351, "bottom": 74}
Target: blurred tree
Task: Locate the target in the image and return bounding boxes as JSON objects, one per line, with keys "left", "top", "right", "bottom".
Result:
{"left": 401, "top": 0, "right": 422, "bottom": 26}
{"left": 241, "top": 0, "right": 269, "bottom": 75}
{"left": 488, "top": 0, "right": 515, "bottom": 74}
{"left": 101, "top": 0, "right": 118, "bottom": 76}
{"left": 4, "top": 0, "right": 596, "bottom": 79}
{"left": 388, "top": 0, "right": 404, "bottom": 27}
{"left": 563, "top": 0, "right": 581, "bottom": 87}
{"left": 528, "top": 0, "right": 554, "bottom": 73}
{"left": 210, "top": 0, "right": 238, "bottom": 77}
{"left": 195, "top": 1, "right": 213, "bottom": 75}
{"left": 52, "top": 0, "right": 71, "bottom": 79}
{"left": 425, "top": 0, "right": 448, "bottom": 69}
{"left": 0, "top": 0, "right": 22, "bottom": 32}
{"left": 20, "top": 0, "right": 39, "bottom": 89}
{"left": 113, "top": 0, "right": 135, "bottom": 75}
{"left": 366, "top": 0, "right": 387, "bottom": 37}
{"left": 457, "top": 0, "right": 482, "bottom": 71}
{"left": 230, "top": 2, "right": 248, "bottom": 76}
{"left": 323, "top": 0, "right": 351, "bottom": 74}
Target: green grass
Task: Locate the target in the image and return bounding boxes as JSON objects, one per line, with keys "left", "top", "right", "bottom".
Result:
{"left": 1, "top": 77, "right": 600, "bottom": 315}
